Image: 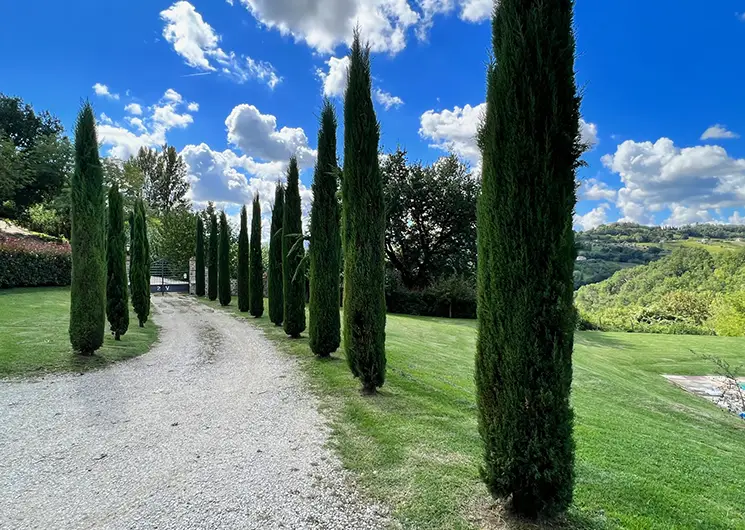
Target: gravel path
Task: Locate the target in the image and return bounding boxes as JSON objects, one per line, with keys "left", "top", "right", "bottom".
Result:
{"left": 0, "top": 295, "right": 390, "bottom": 529}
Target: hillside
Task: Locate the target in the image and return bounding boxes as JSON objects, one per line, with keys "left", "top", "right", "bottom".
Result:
{"left": 575, "top": 246, "right": 745, "bottom": 335}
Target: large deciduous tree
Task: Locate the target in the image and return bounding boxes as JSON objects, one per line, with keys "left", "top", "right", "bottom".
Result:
{"left": 282, "top": 157, "right": 305, "bottom": 337}
{"left": 106, "top": 184, "right": 129, "bottom": 340}
{"left": 208, "top": 211, "right": 218, "bottom": 301}
{"left": 309, "top": 100, "right": 341, "bottom": 357}
{"left": 131, "top": 199, "right": 150, "bottom": 327}
{"left": 342, "top": 32, "right": 386, "bottom": 393}
{"left": 195, "top": 216, "right": 205, "bottom": 297}
{"left": 134, "top": 144, "right": 189, "bottom": 214}
{"left": 68, "top": 103, "right": 106, "bottom": 354}
{"left": 249, "top": 194, "right": 264, "bottom": 317}
{"left": 382, "top": 149, "right": 479, "bottom": 289}
{"left": 237, "top": 205, "right": 250, "bottom": 312}
{"left": 218, "top": 210, "right": 232, "bottom": 306}
{"left": 475, "top": 0, "right": 581, "bottom": 517}
{"left": 268, "top": 183, "right": 285, "bottom": 326}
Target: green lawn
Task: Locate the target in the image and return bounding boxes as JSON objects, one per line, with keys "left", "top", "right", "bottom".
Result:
{"left": 0, "top": 287, "right": 158, "bottom": 376}
{"left": 204, "top": 298, "right": 745, "bottom": 529}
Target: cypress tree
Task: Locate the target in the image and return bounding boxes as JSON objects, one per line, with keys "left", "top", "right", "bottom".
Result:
{"left": 342, "top": 32, "right": 386, "bottom": 393}
{"left": 195, "top": 216, "right": 206, "bottom": 297}
{"left": 106, "top": 184, "right": 129, "bottom": 340}
{"left": 128, "top": 210, "right": 135, "bottom": 287}
{"left": 268, "top": 183, "right": 285, "bottom": 326}
{"left": 218, "top": 210, "right": 231, "bottom": 306}
{"left": 309, "top": 100, "right": 341, "bottom": 357}
{"left": 208, "top": 212, "right": 218, "bottom": 301}
{"left": 131, "top": 199, "right": 149, "bottom": 327}
{"left": 237, "top": 205, "right": 250, "bottom": 311}
{"left": 69, "top": 103, "right": 106, "bottom": 355}
{"left": 249, "top": 194, "right": 264, "bottom": 317}
{"left": 282, "top": 157, "right": 305, "bottom": 337}
{"left": 142, "top": 201, "right": 151, "bottom": 319}
{"left": 475, "top": 0, "right": 580, "bottom": 517}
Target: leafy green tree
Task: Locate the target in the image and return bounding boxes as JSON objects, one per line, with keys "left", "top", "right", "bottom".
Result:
{"left": 475, "top": 0, "right": 581, "bottom": 517}
{"left": 342, "top": 32, "right": 386, "bottom": 392}
{"left": 134, "top": 144, "right": 190, "bottom": 214}
{"left": 208, "top": 212, "right": 218, "bottom": 301}
{"left": 195, "top": 216, "right": 205, "bottom": 296}
{"left": 309, "top": 100, "right": 341, "bottom": 356}
{"left": 218, "top": 210, "right": 232, "bottom": 306}
{"left": 269, "top": 183, "right": 285, "bottom": 326}
{"left": 131, "top": 199, "right": 150, "bottom": 327}
{"left": 68, "top": 103, "right": 106, "bottom": 354}
{"left": 283, "top": 158, "right": 306, "bottom": 337}
{"left": 106, "top": 184, "right": 129, "bottom": 340}
{"left": 250, "top": 194, "right": 264, "bottom": 317}
{"left": 152, "top": 207, "right": 196, "bottom": 271}
{"left": 237, "top": 205, "right": 250, "bottom": 311}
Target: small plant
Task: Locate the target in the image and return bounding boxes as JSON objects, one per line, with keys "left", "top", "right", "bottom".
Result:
{"left": 693, "top": 349, "right": 745, "bottom": 417}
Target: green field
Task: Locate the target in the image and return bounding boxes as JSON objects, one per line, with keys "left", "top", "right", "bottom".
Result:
{"left": 203, "top": 298, "right": 745, "bottom": 529}
{"left": 0, "top": 287, "right": 158, "bottom": 376}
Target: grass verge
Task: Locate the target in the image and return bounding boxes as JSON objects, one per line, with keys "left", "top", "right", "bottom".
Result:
{"left": 0, "top": 287, "right": 158, "bottom": 376}
{"left": 200, "top": 297, "right": 745, "bottom": 530}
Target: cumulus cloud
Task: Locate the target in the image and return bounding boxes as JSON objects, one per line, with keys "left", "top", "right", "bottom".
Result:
{"left": 124, "top": 103, "right": 143, "bottom": 115}
{"left": 99, "top": 113, "right": 113, "bottom": 125}
{"left": 729, "top": 211, "right": 745, "bottom": 224}
{"left": 374, "top": 88, "right": 403, "bottom": 110}
{"left": 225, "top": 104, "right": 317, "bottom": 168}
{"left": 187, "top": 102, "right": 200, "bottom": 112}
{"left": 601, "top": 137, "right": 745, "bottom": 225}
{"left": 93, "top": 83, "right": 119, "bottom": 100}
{"left": 417, "top": 0, "right": 493, "bottom": 37}
{"left": 160, "top": 1, "right": 281, "bottom": 88}
{"left": 316, "top": 56, "right": 350, "bottom": 97}
{"left": 164, "top": 88, "right": 183, "bottom": 103}
{"left": 580, "top": 178, "right": 617, "bottom": 201}
{"left": 574, "top": 204, "right": 609, "bottom": 231}
{"left": 580, "top": 118, "right": 599, "bottom": 148}
{"left": 700, "top": 124, "right": 740, "bottom": 140}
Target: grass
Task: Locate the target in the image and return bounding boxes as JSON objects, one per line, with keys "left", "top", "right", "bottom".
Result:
{"left": 204, "top": 297, "right": 745, "bottom": 529}
{"left": 0, "top": 287, "right": 158, "bottom": 376}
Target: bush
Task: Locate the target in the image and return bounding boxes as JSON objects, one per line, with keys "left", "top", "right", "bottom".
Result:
{"left": 385, "top": 272, "right": 477, "bottom": 319}
{"left": 0, "top": 235, "right": 71, "bottom": 288}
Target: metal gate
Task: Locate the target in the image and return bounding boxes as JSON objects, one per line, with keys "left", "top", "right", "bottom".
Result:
{"left": 149, "top": 259, "right": 189, "bottom": 294}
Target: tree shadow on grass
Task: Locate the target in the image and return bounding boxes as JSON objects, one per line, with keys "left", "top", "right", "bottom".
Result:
{"left": 574, "top": 331, "right": 628, "bottom": 351}
{"left": 474, "top": 499, "right": 613, "bottom": 530}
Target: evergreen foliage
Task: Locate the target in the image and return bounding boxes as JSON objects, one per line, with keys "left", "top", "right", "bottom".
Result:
{"left": 128, "top": 209, "right": 134, "bottom": 286}
{"left": 342, "top": 32, "right": 387, "bottom": 392}
{"left": 309, "top": 100, "right": 341, "bottom": 356}
{"left": 237, "top": 205, "right": 250, "bottom": 311}
{"left": 106, "top": 184, "right": 129, "bottom": 340}
{"left": 218, "top": 210, "right": 231, "bottom": 306}
{"left": 475, "top": 0, "right": 581, "bottom": 517}
{"left": 68, "top": 103, "right": 106, "bottom": 354}
{"left": 195, "top": 216, "right": 205, "bottom": 296}
{"left": 268, "top": 183, "right": 285, "bottom": 326}
{"left": 282, "top": 157, "right": 306, "bottom": 337}
{"left": 249, "top": 194, "right": 264, "bottom": 317}
{"left": 131, "top": 199, "right": 150, "bottom": 327}
{"left": 208, "top": 212, "right": 218, "bottom": 301}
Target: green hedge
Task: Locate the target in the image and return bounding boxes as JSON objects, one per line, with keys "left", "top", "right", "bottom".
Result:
{"left": 0, "top": 235, "right": 71, "bottom": 288}
{"left": 385, "top": 273, "right": 476, "bottom": 319}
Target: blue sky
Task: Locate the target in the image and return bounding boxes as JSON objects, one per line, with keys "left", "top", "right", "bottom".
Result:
{"left": 2, "top": 0, "right": 745, "bottom": 230}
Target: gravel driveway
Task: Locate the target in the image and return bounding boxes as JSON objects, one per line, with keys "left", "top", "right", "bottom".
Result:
{"left": 0, "top": 295, "right": 389, "bottom": 529}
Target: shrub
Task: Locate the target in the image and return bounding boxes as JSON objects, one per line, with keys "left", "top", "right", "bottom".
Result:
{"left": 385, "top": 272, "right": 476, "bottom": 319}
{"left": 0, "top": 235, "right": 71, "bottom": 288}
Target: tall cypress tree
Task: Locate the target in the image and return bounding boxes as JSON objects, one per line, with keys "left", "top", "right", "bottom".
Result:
{"left": 106, "top": 184, "right": 129, "bottom": 340}
{"left": 268, "top": 183, "right": 285, "bottom": 326}
{"left": 218, "top": 210, "right": 232, "bottom": 306}
{"left": 342, "top": 32, "right": 386, "bottom": 393}
{"left": 237, "top": 205, "right": 250, "bottom": 311}
{"left": 195, "top": 216, "right": 206, "bottom": 297}
{"left": 309, "top": 100, "right": 341, "bottom": 357}
{"left": 128, "top": 209, "right": 135, "bottom": 287}
{"left": 475, "top": 0, "right": 580, "bottom": 517}
{"left": 283, "top": 157, "right": 305, "bottom": 337}
{"left": 208, "top": 212, "right": 218, "bottom": 301}
{"left": 131, "top": 199, "right": 149, "bottom": 327}
{"left": 249, "top": 194, "right": 264, "bottom": 317}
{"left": 69, "top": 103, "right": 106, "bottom": 355}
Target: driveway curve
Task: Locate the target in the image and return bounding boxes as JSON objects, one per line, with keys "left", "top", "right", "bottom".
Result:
{"left": 0, "top": 295, "right": 388, "bottom": 530}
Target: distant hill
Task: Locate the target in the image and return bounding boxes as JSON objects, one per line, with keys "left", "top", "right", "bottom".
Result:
{"left": 573, "top": 223, "right": 745, "bottom": 289}
{"left": 575, "top": 246, "right": 745, "bottom": 336}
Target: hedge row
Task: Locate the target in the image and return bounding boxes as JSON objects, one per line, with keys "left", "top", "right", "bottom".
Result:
{"left": 0, "top": 235, "right": 72, "bottom": 288}
{"left": 385, "top": 274, "right": 476, "bottom": 319}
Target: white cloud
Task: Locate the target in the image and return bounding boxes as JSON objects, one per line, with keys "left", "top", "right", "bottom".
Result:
{"left": 152, "top": 103, "right": 194, "bottom": 129}
{"left": 416, "top": 0, "right": 492, "bottom": 39}
{"left": 99, "top": 113, "right": 113, "bottom": 125}
{"left": 729, "top": 211, "right": 745, "bottom": 224}
{"left": 602, "top": 137, "right": 745, "bottom": 225}
{"left": 225, "top": 104, "right": 317, "bottom": 168}
{"left": 187, "top": 102, "right": 200, "bottom": 112}
{"left": 124, "top": 103, "right": 143, "bottom": 115}
{"left": 93, "top": 83, "right": 119, "bottom": 100}
{"left": 580, "top": 118, "right": 599, "bottom": 148}
{"left": 580, "top": 178, "right": 617, "bottom": 201}
{"left": 97, "top": 124, "right": 165, "bottom": 160}
{"left": 460, "top": 0, "right": 493, "bottom": 22}
{"left": 160, "top": 1, "right": 281, "bottom": 88}
{"left": 317, "top": 56, "right": 350, "bottom": 98}
{"left": 419, "top": 103, "right": 484, "bottom": 166}
{"left": 374, "top": 88, "right": 403, "bottom": 109}
{"left": 574, "top": 204, "right": 609, "bottom": 231}
{"left": 700, "top": 124, "right": 740, "bottom": 140}
{"left": 127, "top": 117, "right": 147, "bottom": 133}
{"left": 164, "top": 88, "right": 183, "bottom": 103}
{"left": 664, "top": 205, "right": 713, "bottom": 226}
